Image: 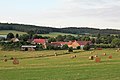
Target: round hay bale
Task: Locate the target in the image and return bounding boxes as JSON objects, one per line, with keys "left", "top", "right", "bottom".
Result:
{"left": 94, "top": 55, "right": 98, "bottom": 58}
{"left": 116, "top": 50, "right": 119, "bottom": 52}
{"left": 4, "top": 55, "right": 7, "bottom": 57}
{"left": 4, "top": 59, "right": 7, "bottom": 62}
{"left": 70, "top": 55, "right": 76, "bottom": 59}
{"left": 13, "top": 58, "right": 19, "bottom": 65}
{"left": 54, "top": 52, "right": 57, "bottom": 56}
{"left": 10, "top": 57, "right": 14, "bottom": 60}
{"left": 103, "top": 53, "right": 106, "bottom": 56}
{"left": 95, "top": 57, "right": 101, "bottom": 63}
{"left": 89, "top": 56, "right": 94, "bottom": 60}
{"left": 109, "top": 55, "right": 112, "bottom": 59}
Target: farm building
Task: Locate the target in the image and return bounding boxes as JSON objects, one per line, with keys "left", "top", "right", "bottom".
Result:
{"left": 21, "top": 45, "right": 36, "bottom": 51}
{"left": 49, "top": 41, "right": 72, "bottom": 48}
{"left": 11, "top": 38, "right": 19, "bottom": 42}
{"left": 70, "top": 41, "right": 92, "bottom": 49}
{"left": 32, "top": 39, "right": 48, "bottom": 49}
{"left": 50, "top": 41, "right": 92, "bottom": 49}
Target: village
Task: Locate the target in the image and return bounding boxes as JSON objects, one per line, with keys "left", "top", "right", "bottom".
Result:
{"left": 0, "top": 31, "right": 120, "bottom": 52}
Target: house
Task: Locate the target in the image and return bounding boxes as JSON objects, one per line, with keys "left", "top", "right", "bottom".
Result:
{"left": 48, "top": 43, "right": 62, "bottom": 48}
{"left": 70, "top": 41, "right": 92, "bottom": 49}
{"left": 50, "top": 41, "right": 92, "bottom": 49}
{"left": 50, "top": 41, "right": 73, "bottom": 48}
{"left": 32, "top": 39, "right": 48, "bottom": 49}
{"left": 21, "top": 45, "right": 36, "bottom": 51}
{"left": 11, "top": 38, "right": 19, "bottom": 42}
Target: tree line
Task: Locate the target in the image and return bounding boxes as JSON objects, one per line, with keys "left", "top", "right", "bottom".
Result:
{"left": 0, "top": 23, "right": 120, "bottom": 35}
{"left": 0, "top": 32, "right": 120, "bottom": 51}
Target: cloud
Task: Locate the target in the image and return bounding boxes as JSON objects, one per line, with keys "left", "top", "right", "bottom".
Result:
{"left": 1, "top": 0, "right": 120, "bottom": 29}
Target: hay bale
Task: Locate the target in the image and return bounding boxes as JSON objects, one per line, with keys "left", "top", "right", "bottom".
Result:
{"left": 116, "top": 50, "right": 119, "bottom": 52}
{"left": 103, "top": 53, "right": 106, "bottom": 56}
{"left": 4, "top": 59, "right": 7, "bottom": 62}
{"left": 94, "top": 55, "right": 98, "bottom": 58}
{"left": 89, "top": 56, "right": 94, "bottom": 60}
{"left": 10, "top": 57, "right": 14, "bottom": 60}
{"left": 4, "top": 55, "right": 7, "bottom": 57}
{"left": 109, "top": 55, "right": 112, "bottom": 59}
{"left": 71, "top": 55, "right": 76, "bottom": 59}
{"left": 13, "top": 58, "right": 19, "bottom": 65}
{"left": 54, "top": 52, "right": 57, "bottom": 56}
{"left": 95, "top": 57, "right": 101, "bottom": 63}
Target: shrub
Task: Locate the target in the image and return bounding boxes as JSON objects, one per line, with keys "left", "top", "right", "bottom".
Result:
{"left": 77, "top": 46, "right": 80, "bottom": 49}
{"left": 83, "top": 43, "right": 90, "bottom": 51}
{"left": 68, "top": 47, "right": 73, "bottom": 52}
{"left": 62, "top": 44, "right": 68, "bottom": 50}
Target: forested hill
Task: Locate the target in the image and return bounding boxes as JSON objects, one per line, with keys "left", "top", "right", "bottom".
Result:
{"left": 0, "top": 23, "right": 120, "bottom": 34}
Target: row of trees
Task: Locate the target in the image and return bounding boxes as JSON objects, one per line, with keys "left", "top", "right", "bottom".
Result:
{"left": 0, "top": 23, "right": 120, "bottom": 34}
{"left": 0, "top": 32, "right": 120, "bottom": 51}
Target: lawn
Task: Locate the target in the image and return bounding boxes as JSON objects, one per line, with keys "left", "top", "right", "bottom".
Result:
{"left": 0, "top": 49, "right": 120, "bottom": 80}
{"left": 0, "top": 30, "right": 26, "bottom": 35}
{"left": 40, "top": 32, "right": 77, "bottom": 37}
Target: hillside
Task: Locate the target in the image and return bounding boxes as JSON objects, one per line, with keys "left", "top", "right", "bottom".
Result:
{"left": 0, "top": 23, "right": 120, "bottom": 35}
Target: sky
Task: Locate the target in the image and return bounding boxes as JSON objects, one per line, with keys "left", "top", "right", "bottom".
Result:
{"left": 0, "top": 0, "right": 120, "bottom": 29}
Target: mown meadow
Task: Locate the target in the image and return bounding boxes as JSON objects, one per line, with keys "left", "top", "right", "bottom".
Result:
{"left": 0, "top": 49, "right": 120, "bottom": 80}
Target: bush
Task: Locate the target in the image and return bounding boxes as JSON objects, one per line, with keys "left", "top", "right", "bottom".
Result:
{"left": 36, "top": 44, "right": 43, "bottom": 51}
{"left": 83, "top": 44, "right": 90, "bottom": 51}
{"left": 77, "top": 46, "right": 80, "bottom": 49}
{"left": 68, "top": 47, "right": 73, "bottom": 52}
{"left": 62, "top": 44, "right": 68, "bottom": 50}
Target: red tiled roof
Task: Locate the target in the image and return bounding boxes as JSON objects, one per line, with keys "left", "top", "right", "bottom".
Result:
{"left": 49, "top": 43, "right": 61, "bottom": 46}
{"left": 51, "top": 42, "right": 72, "bottom": 45}
{"left": 33, "top": 39, "right": 47, "bottom": 44}
{"left": 76, "top": 41, "right": 92, "bottom": 45}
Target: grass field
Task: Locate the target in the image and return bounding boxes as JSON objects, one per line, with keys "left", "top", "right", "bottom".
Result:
{"left": 40, "top": 32, "right": 77, "bottom": 37}
{"left": 0, "top": 30, "right": 77, "bottom": 37}
{"left": 0, "top": 49, "right": 120, "bottom": 80}
{"left": 0, "top": 30, "right": 26, "bottom": 35}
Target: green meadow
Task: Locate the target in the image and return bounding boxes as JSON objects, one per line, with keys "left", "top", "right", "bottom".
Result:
{"left": 0, "top": 49, "right": 120, "bottom": 80}
{"left": 0, "top": 30, "right": 77, "bottom": 37}
{"left": 40, "top": 32, "right": 77, "bottom": 37}
{"left": 0, "top": 30, "right": 26, "bottom": 35}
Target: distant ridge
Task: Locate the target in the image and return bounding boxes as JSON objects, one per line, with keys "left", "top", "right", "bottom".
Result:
{"left": 0, "top": 23, "right": 120, "bottom": 34}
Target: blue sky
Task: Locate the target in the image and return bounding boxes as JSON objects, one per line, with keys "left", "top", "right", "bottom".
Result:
{"left": 0, "top": 0, "right": 120, "bottom": 29}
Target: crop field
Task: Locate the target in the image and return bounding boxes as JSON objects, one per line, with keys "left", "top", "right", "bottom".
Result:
{"left": 0, "top": 30, "right": 26, "bottom": 35}
{"left": 40, "top": 32, "right": 77, "bottom": 37}
{"left": 0, "top": 49, "right": 120, "bottom": 80}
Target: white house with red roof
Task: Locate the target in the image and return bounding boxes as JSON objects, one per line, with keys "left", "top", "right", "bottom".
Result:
{"left": 32, "top": 39, "right": 48, "bottom": 49}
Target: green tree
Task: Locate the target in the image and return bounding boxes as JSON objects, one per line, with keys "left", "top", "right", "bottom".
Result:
{"left": 20, "top": 34, "right": 29, "bottom": 41}
{"left": 56, "top": 35, "right": 64, "bottom": 41}
{"left": 91, "top": 38, "right": 95, "bottom": 44}
{"left": 77, "top": 46, "right": 80, "bottom": 49}
{"left": 48, "top": 37, "right": 56, "bottom": 43}
{"left": 7, "top": 33, "right": 14, "bottom": 40}
{"left": 83, "top": 43, "right": 90, "bottom": 51}
{"left": 15, "top": 33, "right": 19, "bottom": 38}
{"left": 27, "top": 30, "right": 35, "bottom": 39}
{"left": 62, "top": 44, "right": 68, "bottom": 50}
{"left": 36, "top": 44, "right": 43, "bottom": 50}
{"left": 68, "top": 47, "right": 73, "bottom": 52}
{"left": 64, "top": 35, "right": 75, "bottom": 42}
{"left": 97, "top": 33, "right": 101, "bottom": 39}
{"left": 111, "top": 38, "right": 120, "bottom": 48}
